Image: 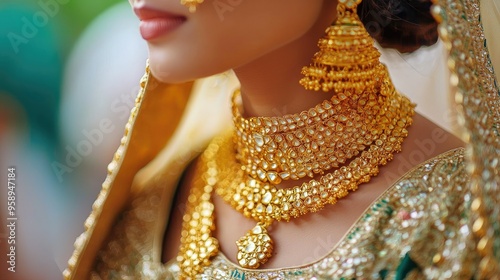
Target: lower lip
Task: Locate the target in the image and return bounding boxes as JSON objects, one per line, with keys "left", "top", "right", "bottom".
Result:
{"left": 139, "top": 17, "right": 186, "bottom": 40}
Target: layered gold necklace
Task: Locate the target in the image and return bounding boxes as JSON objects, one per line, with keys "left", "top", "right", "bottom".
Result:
{"left": 176, "top": 78, "right": 414, "bottom": 278}
{"left": 175, "top": 1, "right": 414, "bottom": 277}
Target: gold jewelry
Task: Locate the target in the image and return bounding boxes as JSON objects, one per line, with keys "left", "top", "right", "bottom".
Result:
{"left": 177, "top": 87, "right": 414, "bottom": 274}
{"left": 177, "top": 0, "right": 415, "bottom": 272}
{"left": 224, "top": 88, "right": 414, "bottom": 224}
{"left": 300, "top": 0, "right": 382, "bottom": 93}
{"left": 176, "top": 143, "right": 219, "bottom": 279}
{"left": 217, "top": 88, "right": 413, "bottom": 268}
{"left": 180, "top": 0, "right": 204, "bottom": 13}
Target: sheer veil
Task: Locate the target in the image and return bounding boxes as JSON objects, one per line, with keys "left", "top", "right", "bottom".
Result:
{"left": 434, "top": 0, "right": 500, "bottom": 276}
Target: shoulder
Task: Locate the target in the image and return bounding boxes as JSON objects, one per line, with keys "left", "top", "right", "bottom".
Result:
{"left": 310, "top": 148, "right": 475, "bottom": 279}
{"left": 394, "top": 148, "right": 477, "bottom": 278}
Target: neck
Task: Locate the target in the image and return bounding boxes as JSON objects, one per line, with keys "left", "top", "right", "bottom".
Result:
{"left": 233, "top": 9, "right": 335, "bottom": 118}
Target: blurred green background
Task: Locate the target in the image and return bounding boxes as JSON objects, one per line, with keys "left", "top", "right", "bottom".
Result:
{"left": 1, "top": 0, "right": 141, "bottom": 279}
{"left": 1, "top": 0, "right": 124, "bottom": 149}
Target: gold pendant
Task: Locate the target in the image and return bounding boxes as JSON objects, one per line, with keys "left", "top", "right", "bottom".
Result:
{"left": 236, "top": 223, "right": 273, "bottom": 268}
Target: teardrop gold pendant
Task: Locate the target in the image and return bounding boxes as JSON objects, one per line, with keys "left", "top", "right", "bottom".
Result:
{"left": 236, "top": 223, "right": 274, "bottom": 268}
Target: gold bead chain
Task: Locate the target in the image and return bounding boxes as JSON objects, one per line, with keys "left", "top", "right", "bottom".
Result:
{"left": 176, "top": 145, "right": 219, "bottom": 279}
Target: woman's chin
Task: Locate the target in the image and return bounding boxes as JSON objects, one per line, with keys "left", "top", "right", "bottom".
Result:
{"left": 147, "top": 45, "right": 236, "bottom": 84}
{"left": 148, "top": 61, "right": 192, "bottom": 84}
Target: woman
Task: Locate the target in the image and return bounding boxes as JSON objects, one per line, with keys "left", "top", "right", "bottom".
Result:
{"left": 65, "top": 0, "right": 500, "bottom": 279}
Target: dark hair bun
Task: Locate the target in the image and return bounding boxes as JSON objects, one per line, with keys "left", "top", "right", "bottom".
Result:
{"left": 357, "top": 0, "right": 438, "bottom": 51}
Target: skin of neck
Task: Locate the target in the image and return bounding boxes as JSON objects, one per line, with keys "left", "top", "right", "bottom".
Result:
{"left": 233, "top": 4, "right": 337, "bottom": 118}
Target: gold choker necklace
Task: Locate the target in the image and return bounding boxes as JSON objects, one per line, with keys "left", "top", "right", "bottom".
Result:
{"left": 232, "top": 84, "right": 392, "bottom": 184}
{"left": 177, "top": 85, "right": 414, "bottom": 276}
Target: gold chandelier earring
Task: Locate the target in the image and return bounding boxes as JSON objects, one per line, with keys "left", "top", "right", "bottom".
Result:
{"left": 300, "top": 0, "right": 384, "bottom": 94}
{"left": 180, "top": 0, "right": 204, "bottom": 12}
